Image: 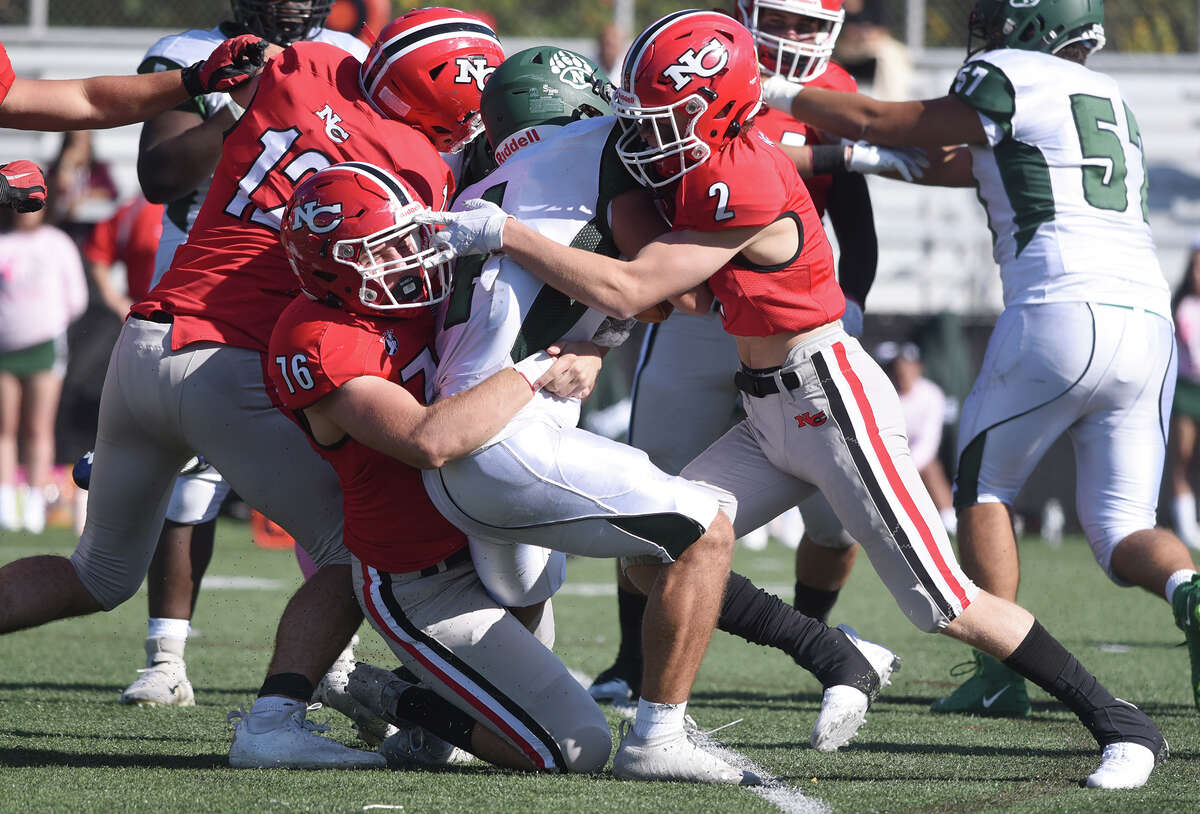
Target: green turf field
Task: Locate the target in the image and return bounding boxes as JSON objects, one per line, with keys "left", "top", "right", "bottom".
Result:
{"left": 0, "top": 523, "right": 1196, "bottom": 813}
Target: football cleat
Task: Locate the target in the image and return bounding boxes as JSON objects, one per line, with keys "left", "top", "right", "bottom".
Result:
{"left": 1085, "top": 740, "right": 1166, "bottom": 790}
{"left": 930, "top": 649, "right": 1030, "bottom": 717}
{"left": 611, "top": 720, "right": 760, "bottom": 785}
{"left": 227, "top": 703, "right": 385, "bottom": 769}
{"left": 313, "top": 666, "right": 398, "bottom": 748}
{"left": 120, "top": 636, "right": 195, "bottom": 708}
{"left": 588, "top": 662, "right": 639, "bottom": 705}
{"left": 380, "top": 724, "right": 473, "bottom": 768}
{"left": 810, "top": 625, "right": 900, "bottom": 752}
{"left": 1172, "top": 574, "right": 1200, "bottom": 710}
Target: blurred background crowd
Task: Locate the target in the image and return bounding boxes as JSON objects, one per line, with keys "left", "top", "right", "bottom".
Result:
{"left": 0, "top": 0, "right": 1198, "bottom": 548}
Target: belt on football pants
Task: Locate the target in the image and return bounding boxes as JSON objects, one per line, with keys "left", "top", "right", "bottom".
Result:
{"left": 734, "top": 369, "right": 800, "bottom": 398}
{"left": 415, "top": 546, "right": 472, "bottom": 577}
{"left": 130, "top": 310, "right": 174, "bottom": 324}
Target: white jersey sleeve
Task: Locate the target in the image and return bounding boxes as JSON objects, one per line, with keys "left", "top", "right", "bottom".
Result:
{"left": 141, "top": 25, "right": 368, "bottom": 291}
{"left": 433, "top": 117, "right": 638, "bottom": 441}
{"left": 951, "top": 49, "right": 1169, "bottom": 314}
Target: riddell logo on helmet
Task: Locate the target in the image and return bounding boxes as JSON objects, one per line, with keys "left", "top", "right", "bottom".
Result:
{"left": 661, "top": 38, "right": 729, "bottom": 92}
{"left": 493, "top": 127, "right": 544, "bottom": 165}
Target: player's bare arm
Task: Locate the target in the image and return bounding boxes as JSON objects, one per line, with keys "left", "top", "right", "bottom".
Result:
{"left": 302, "top": 368, "right": 536, "bottom": 470}
{"left": 0, "top": 35, "right": 266, "bottom": 131}
{"left": 139, "top": 107, "right": 236, "bottom": 202}
{"left": 765, "top": 85, "right": 988, "bottom": 149}
{"left": 499, "top": 216, "right": 764, "bottom": 320}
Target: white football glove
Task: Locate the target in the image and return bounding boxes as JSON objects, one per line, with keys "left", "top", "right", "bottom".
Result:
{"left": 414, "top": 198, "right": 510, "bottom": 263}
{"left": 844, "top": 140, "right": 929, "bottom": 182}
{"left": 840, "top": 298, "right": 864, "bottom": 338}
{"left": 761, "top": 74, "right": 802, "bottom": 114}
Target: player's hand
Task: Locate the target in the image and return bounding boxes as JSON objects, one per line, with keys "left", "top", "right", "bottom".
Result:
{"left": 845, "top": 140, "right": 929, "bottom": 182}
{"left": 0, "top": 160, "right": 47, "bottom": 212}
{"left": 416, "top": 199, "right": 511, "bottom": 263}
{"left": 181, "top": 34, "right": 268, "bottom": 97}
{"left": 840, "top": 297, "right": 864, "bottom": 338}
{"left": 537, "top": 342, "right": 605, "bottom": 400}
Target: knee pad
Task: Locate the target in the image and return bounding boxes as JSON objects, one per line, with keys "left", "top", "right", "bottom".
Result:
{"left": 561, "top": 720, "right": 613, "bottom": 773}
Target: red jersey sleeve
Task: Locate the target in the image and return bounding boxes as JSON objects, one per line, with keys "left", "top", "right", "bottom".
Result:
{"left": 809, "top": 62, "right": 857, "bottom": 93}
{"left": 269, "top": 297, "right": 373, "bottom": 410}
{"left": 83, "top": 215, "right": 118, "bottom": 266}
{"left": 671, "top": 129, "right": 790, "bottom": 232}
{"left": 0, "top": 43, "right": 14, "bottom": 105}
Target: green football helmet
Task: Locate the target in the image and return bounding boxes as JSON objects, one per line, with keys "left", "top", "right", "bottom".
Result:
{"left": 968, "top": 0, "right": 1105, "bottom": 57}
{"left": 480, "top": 46, "right": 612, "bottom": 155}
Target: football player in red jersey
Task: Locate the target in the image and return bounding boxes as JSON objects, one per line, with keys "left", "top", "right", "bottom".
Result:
{"left": 0, "top": 9, "right": 504, "bottom": 771}
{"left": 0, "top": 36, "right": 267, "bottom": 210}
{"left": 590, "top": 0, "right": 913, "bottom": 709}
{"left": 421, "top": 9, "right": 1166, "bottom": 787}
{"left": 268, "top": 162, "right": 612, "bottom": 773}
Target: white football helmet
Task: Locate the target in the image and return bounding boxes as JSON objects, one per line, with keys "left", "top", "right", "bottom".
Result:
{"left": 737, "top": 0, "right": 845, "bottom": 85}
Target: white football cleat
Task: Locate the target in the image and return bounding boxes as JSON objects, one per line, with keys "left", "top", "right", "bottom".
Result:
{"left": 588, "top": 674, "right": 636, "bottom": 705}
{"left": 381, "top": 724, "right": 472, "bottom": 768}
{"left": 120, "top": 636, "right": 195, "bottom": 708}
{"left": 227, "top": 703, "right": 385, "bottom": 769}
{"left": 314, "top": 666, "right": 399, "bottom": 748}
{"left": 1085, "top": 742, "right": 1160, "bottom": 789}
{"left": 810, "top": 625, "right": 901, "bottom": 752}
{"left": 612, "top": 722, "right": 759, "bottom": 785}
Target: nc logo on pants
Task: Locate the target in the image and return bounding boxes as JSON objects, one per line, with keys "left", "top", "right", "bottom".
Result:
{"left": 794, "top": 411, "right": 828, "bottom": 428}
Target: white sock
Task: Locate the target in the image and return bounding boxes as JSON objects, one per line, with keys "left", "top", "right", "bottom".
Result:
{"left": 18, "top": 484, "right": 44, "bottom": 534}
{"left": 939, "top": 507, "right": 958, "bottom": 536}
{"left": 633, "top": 698, "right": 687, "bottom": 740}
{"left": 1165, "top": 569, "right": 1199, "bottom": 604}
{"left": 1173, "top": 494, "right": 1199, "bottom": 536}
{"left": 147, "top": 617, "right": 191, "bottom": 641}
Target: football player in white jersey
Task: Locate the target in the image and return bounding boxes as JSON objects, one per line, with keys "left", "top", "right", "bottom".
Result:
{"left": 761, "top": 0, "right": 1200, "bottom": 728}
{"left": 397, "top": 46, "right": 899, "bottom": 782}
{"left": 116, "top": 0, "right": 368, "bottom": 710}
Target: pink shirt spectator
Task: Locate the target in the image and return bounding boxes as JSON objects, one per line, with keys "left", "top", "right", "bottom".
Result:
{"left": 0, "top": 223, "right": 87, "bottom": 350}
{"left": 1175, "top": 295, "right": 1200, "bottom": 384}
{"left": 899, "top": 376, "right": 946, "bottom": 471}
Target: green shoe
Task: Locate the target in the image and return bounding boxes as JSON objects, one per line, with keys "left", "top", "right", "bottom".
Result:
{"left": 1171, "top": 574, "right": 1200, "bottom": 710}
{"left": 930, "top": 649, "right": 1031, "bottom": 717}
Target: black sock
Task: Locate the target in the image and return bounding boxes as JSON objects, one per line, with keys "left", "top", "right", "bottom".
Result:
{"left": 1004, "top": 621, "right": 1159, "bottom": 750}
{"left": 258, "top": 672, "right": 315, "bottom": 703}
{"left": 613, "top": 586, "right": 647, "bottom": 672}
{"left": 719, "top": 571, "right": 876, "bottom": 695}
{"left": 793, "top": 580, "right": 839, "bottom": 624}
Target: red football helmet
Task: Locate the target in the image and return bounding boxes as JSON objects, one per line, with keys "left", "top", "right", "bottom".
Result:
{"left": 280, "top": 162, "right": 449, "bottom": 315}
{"left": 358, "top": 7, "right": 505, "bottom": 152}
{"left": 736, "top": 0, "right": 844, "bottom": 84}
{"left": 613, "top": 10, "right": 762, "bottom": 188}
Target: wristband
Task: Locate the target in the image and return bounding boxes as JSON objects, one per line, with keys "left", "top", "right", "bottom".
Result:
{"left": 512, "top": 351, "right": 555, "bottom": 391}
{"left": 810, "top": 144, "right": 850, "bottom": 176}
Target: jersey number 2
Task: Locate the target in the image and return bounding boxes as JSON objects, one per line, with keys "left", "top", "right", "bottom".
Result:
{"left": 708, "top": 182, "right": 736, "bottom": 222}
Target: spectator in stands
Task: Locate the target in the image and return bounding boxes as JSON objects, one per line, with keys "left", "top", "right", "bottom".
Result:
{"left": 833, "top": 0, "right": 911, "bottom": 100}
{"left": 597, "top": 21, "right": 630, "bottom": 78}
{"left": 0, "top": 205, "right": 87, "bottom": 533}
{"left": 876, "top": 341, "right": 957, "bottom": 535}
{"left": 83, "top": 193, "right": 163, "bottom": 318}
{"left": 47, "top": 131, "right": 118, "bottom": 245}
{"left": 1169, "top": 238, "right": 1200, "bottom": 550}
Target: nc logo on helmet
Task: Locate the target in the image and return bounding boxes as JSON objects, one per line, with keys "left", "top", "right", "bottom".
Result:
{"left": 454, "top": 56, "right": 496, "bottom": 90}
{"left": 661, "top": 38, "right": 729, "bottom": 92}
{"left": 291, "top": 201, "right": 343, "bottom": 234}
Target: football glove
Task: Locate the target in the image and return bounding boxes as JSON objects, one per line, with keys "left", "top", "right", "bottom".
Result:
{"left": 0, "top": 160, "right": 47, "bottom": 213}
{"left": 840, "top": 298, "right": 864, "bottom": 338}
{"left": 416, "top": 199, "right": 511, "bottom": 263}
{"left": 181, "top": 35, "right": 268, "bottom": 97}
{"left": 845, "top": 140, "right": 929, "bottom": 182}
